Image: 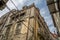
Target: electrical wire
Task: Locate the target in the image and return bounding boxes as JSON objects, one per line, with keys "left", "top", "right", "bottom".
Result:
{"left": 10, "top": 0, "right": 18, "bottom": 10}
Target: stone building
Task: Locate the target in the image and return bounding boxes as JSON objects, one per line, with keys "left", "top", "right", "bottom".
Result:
{"left": 0, "top": 0, "right": 8, "bottom": 10}
{"left": 0, "top": 4, "right": 54, "bottom": 40}
{"left": 46, "top": 0, "right": 60, "bottom": 40}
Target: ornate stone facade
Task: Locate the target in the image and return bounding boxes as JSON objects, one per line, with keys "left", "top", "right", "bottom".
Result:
{"left": 0, "top": 4, "right": 54, "bottom": 40}
{"left": 46, "top": 0, "right": 60, "bottom": 40}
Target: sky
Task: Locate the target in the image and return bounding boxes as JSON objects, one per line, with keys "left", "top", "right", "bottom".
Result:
{"left": 0, "top": 0, "right": 57, "bottom": 33}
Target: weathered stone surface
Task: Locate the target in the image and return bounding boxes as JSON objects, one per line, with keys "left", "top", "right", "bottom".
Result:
{"left": 46, "top": 0, "right": 60, "bottom": 39}
{"left": 46, "top": 0, "right": 54, "bottom": 5}
{"left": 0, "top": 0, "right": 8, "bottom": 10}
{"left": 0, "top": 4, "right": 54, "bottom": 40}
{"left": 48, "top": 3, "right": 56, "bottom": 13}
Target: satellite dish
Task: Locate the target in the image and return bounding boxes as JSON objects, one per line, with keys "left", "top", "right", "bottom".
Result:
{"left": 0, "top": 0, "right": 8, "bottom": 10}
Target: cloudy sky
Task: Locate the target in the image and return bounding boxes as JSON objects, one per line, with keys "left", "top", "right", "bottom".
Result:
{"left": 0, "top": 0, "right": 57, "bottom": 33}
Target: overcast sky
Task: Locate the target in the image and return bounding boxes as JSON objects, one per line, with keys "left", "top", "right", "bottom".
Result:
{"left": 0, "top": 0, "right": 57, "bottom": 33}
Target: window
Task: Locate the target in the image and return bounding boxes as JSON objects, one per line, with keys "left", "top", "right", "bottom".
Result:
{"left": 20, "top": 13, "right": 25, "bottom": 16}
{"left": 15, "top": 23, "right": 22, "bottom": 35}
{"left": 20, "top": 13, "right": 26, "bottom": 19}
